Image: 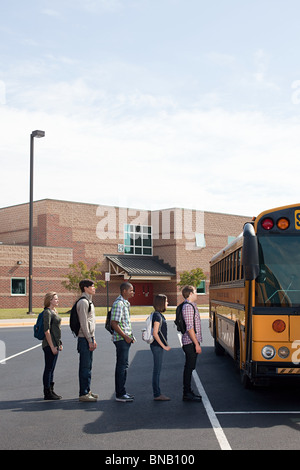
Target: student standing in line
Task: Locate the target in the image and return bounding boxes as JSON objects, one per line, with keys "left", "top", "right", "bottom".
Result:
{"left": 42, "top": 292, "right": 63, "bottom": 400}
{"left": 181, "top": 285, "right": 202, "bottom": 402}
{"left": 77, "top": 279, "right": 98, "bottom": 402}
{"left": 151, "top": 294, "right": 171, "bottom": 401}
{"left": 110, "top": 282, "right": 135, "bottom": 402}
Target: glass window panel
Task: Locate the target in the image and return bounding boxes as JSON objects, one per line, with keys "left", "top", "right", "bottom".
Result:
{"left": 256, "top": 235, "right": 300, "bottom": 307}
{"left": 11, "top": 278, "right": 26, "bottom": 295}
{"left": 143, "top": 235, "right": 151, "bottom": 247}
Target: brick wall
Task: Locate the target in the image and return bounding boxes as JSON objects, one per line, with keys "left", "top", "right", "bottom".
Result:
{"left": 0, "top": 199, "right": 250, "bottom": 309}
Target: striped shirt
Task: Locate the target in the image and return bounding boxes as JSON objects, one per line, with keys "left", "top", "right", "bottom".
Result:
{"left": 111, "top": 295, "right": 133, "bottom": 342}
{"left": 181, "top": 300, "right": 202, "bottom": 345}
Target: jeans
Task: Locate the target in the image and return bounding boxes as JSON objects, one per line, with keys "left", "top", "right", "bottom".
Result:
{"left": 77, "top": 337, "right": 93, "bottom": 396}
{"left": 114, "top": 340, "right": 131, "bottom": 398}
{"left": 150, "top": 344, "right": 164, "bottom": 398}
{"left": 182, "top": 342, "right": 198, "bottom": 395}
{"left": 43, "top": 346, "right": 59, "bottom": 389}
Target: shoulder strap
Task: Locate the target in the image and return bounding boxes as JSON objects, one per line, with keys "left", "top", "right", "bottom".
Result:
{"left": 77, "top": 296, "right": 92, "bottom": 313}
{"left": 157, "top": 312, "right": 168, "bottom": 346}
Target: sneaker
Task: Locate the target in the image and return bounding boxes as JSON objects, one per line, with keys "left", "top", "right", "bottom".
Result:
{"left": 115, "top": 393, "right": 134, "bottom": 402}
{"left": 182, "top": 391, "right": 202, "bottom": 402}
{"left": 89, "top": 391, "right": 99, "bottom": 399}
{"left": 79, "top": 393, "right": 97, "bottom": 402}
{"left": 154, "top": 394, "right": 171, "bottom": 401}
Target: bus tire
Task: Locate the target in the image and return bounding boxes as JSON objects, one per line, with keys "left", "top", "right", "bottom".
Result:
{"left": 214, "top": 337, "right": 225, "bottom": 356}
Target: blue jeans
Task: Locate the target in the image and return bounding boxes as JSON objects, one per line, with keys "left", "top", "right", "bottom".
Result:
{"left": 43, "top": 345, "right": 59, "bottom": 389}
{"left": 150, "top": 344, "right": 164, "bottom": 398}
{"left": 114, "top": 340, "right": 131, "bottom": 398}
{"left": 77, "top": 337, "right": 93, "bottom": 396}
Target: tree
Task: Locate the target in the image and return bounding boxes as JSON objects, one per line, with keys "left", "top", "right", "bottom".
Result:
{"left": 177, "top": 268, "right": 206, "bottom": 289}
{"left": 61, "top": 261, "right": 105, "bottom": 293}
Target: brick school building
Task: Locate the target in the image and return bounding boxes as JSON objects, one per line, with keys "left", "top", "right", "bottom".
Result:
{"left": 0, "top": 199, "right": 250, "bottom": 309}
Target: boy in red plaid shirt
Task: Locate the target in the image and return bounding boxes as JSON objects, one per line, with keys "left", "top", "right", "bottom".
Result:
{"left": 181, "top": 285, "right": 202, "bottom": 402}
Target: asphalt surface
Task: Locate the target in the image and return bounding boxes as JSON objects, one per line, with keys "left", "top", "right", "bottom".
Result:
{"left": 1, "top": 317, "right": 300, "bottom": 452}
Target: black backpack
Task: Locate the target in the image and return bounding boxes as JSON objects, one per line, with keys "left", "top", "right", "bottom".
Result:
{"left": 105, "top": 309, "right": 114, "bottom": 334}
{"left": 69, "top": 297, "right": 92, "bottom": 337}
{"left": 174, "top": 301, "right": 196, "bottom": 334}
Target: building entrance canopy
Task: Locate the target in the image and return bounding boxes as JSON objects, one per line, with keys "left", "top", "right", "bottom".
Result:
{"left": 105, "top": 255, "right": 175, "bottom": 281}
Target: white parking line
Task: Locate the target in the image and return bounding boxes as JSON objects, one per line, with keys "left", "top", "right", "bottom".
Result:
{"left": 177, "top": 333, "right": 232, "bottom": 451}
{"left": 0, "top": 344, "right": 41, "bottom": 364}
{"left": 217, "top": 410, "right": 300, "bottom": 414}
{"left": 192, "top": 371, "right": 232, "bottom": 450}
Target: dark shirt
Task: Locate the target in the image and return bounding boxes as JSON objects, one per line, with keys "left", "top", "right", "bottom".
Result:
{"left": 151, "top": 311, "right": 168, "bottom": 347}
{"left": 42, "top": 308, "right": 62, "bottom": 349}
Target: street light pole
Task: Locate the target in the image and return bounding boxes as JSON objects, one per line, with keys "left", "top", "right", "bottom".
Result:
{"left": 28, "top": 130, "right": 45, "bottom": 314}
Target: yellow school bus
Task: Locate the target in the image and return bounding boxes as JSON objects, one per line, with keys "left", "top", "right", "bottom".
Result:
{"left": 209, "top": 204, "right": 300, "bottom": 387}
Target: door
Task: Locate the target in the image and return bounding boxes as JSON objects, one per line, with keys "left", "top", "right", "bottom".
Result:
{"left": 130, "top": 283, "right": 153, "bottom": 306}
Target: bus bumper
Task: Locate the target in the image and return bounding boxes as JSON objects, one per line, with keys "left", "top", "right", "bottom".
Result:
{"left": 252, "top": 362, "right": 300, "bottom": 379}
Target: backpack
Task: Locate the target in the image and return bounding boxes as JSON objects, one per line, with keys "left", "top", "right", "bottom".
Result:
{"left": 105, "top": 309, "right": 114, "bottom": 334}
{"left": 142, "top": 313, "right": 167, "bottom": 345}
{"left": 33, "top": 311, "right": 45, "bottom": 340}
{"left": 69, "top": 297, "right": 92, "bottom": 337}
{"left": 174, "top": 302, "right": 196, "bottom": 334}
{"left": 141, "top": 313, "right": 154, "bottom": 344}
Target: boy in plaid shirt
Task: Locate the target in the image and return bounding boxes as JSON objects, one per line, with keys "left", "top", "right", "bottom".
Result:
{"left": 111, "top": 282, "right": 135, "bottom": 402}
{"left": 181, "top": 285, "right": 202, "bottom": 402}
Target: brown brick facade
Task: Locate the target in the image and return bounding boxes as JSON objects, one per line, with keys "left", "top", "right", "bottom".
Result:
{"left": 0, "top": 199, "right": 250, "bottom": 309}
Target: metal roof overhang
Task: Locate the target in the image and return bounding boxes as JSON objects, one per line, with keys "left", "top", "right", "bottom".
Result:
{"left": 105, "top": 255, "right": 176, "bottom": 281}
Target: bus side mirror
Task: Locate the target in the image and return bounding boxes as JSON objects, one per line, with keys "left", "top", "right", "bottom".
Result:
{"left": 242, "top": 223, "right": 259, "bottom": 281}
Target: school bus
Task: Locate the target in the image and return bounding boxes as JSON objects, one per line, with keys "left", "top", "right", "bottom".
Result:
{"left": 209, "top": 204, "right": 300, "bottom": 387}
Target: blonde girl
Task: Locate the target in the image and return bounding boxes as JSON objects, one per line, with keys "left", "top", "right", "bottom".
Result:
{"left": 42, "top": 292, "right": 63, "bottom": 400}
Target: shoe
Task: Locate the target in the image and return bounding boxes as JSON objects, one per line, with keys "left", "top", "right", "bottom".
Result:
{"left": 79, "top": 393, "right": 97, "bottom": 402}
{"left": 191, "top": 389, "right": 202, "bottom": 399}
{"left": 115, "top": 393, "right": 134, "bottom": 402}
{"left": 50, "top": 382, "right": 62, "bottom": 399}
{"left": 182, "top": 391, "right": 202, "bottom": 402}
{"left": 154, "top": 394, "right": 170, "bottom": 401}
{"left": 44, "top": 387, "right": 61, "bottom": 400}
{"left": 88, "top": 391, "right": 99, "bottom": 399}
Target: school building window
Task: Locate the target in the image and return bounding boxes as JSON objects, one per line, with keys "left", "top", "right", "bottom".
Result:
{"left": 124, "top": 224, "right": 152, "bottom": 255}
{"left": 197, "top": 280, "right": 206, "bottom": 295}
{"left": 11, "top": 278, "right": 26, "bottom": 296}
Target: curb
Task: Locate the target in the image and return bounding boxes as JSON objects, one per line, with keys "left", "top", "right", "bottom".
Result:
{"left": 0, "top": 312, "right": 209, "bottom": 328}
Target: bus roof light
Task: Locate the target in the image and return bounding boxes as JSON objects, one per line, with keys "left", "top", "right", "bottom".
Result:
{"left": 277, "top": 217, "right": 290, "bottom": 230}
{"left": 261, "top": 217, "right": 274, "bottom": 230}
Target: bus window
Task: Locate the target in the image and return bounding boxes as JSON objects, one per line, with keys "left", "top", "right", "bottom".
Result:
{"left": 256, "top": 236, "right": 300, "bottom": 307}
{"left": 237, "top": 249, "right": 241, "bottom": 280}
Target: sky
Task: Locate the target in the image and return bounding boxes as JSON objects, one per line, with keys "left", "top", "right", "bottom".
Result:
{"left": 1, "top": 0, "right": 300, "bottom": 217}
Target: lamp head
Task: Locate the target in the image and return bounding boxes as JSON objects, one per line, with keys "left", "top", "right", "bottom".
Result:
{"left": 31, "top": 130, "right": 45, "bottom": 138}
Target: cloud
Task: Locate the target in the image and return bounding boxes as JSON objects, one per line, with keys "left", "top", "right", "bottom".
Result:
{"left": 206, "top": 52, "right": 236, "bottom": 67}
{"left": 61, "top": 0, "right": 123, "bottom": 13}
{"left": 252, "top": 49, "right": 280, "bottom": 92}
{"left": 42, "top": 9, "right": 61, "bottom": 17}
{"left": 1, "top": 91, "right": 300, "bottom": 218}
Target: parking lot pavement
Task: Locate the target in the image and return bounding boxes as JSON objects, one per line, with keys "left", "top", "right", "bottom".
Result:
{"left": 0, "top": 319, "right": 217, "bottom": 451}
{"left": 2, "top": 315, "right": 300, "bottom": 452}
